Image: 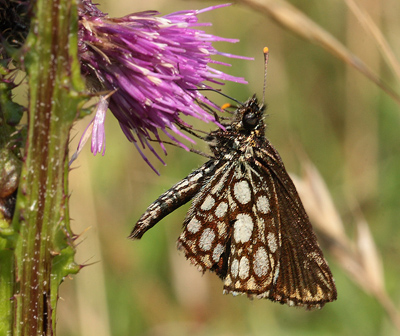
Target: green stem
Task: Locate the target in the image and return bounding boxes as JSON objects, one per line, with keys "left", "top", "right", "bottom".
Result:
{"left": 0, "top": 241, "right": 14, "bottom": 335}
{"left": 0, "top": 85, "right": 20, "bottom": 334}
{"left": 8, "top": 0, "right": 85, "bottom": 334}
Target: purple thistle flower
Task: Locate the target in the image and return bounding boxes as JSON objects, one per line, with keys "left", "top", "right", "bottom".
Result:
{"left": 77, "top": 1, "right": 252, "bottom": 173}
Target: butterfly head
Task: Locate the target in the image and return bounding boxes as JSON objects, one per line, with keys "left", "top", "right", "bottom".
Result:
{"left": 205, "top": 95, "right": 267, "bottom": 160}
{"left": 228, "top": 95, "right": 266, "bottom": 136}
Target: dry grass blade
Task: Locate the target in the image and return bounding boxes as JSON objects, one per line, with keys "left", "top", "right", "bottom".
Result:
{"left": 291, "top": 161, "right": 400, "bottom": 332}
{"left": 290, "top": 165, "right": 346, "bottom": 242}
{"left": 344, "top": 0, "right": 400, "bottom": 81}
{"left": 355, "top": 213, "right": 384, "bottom": 292}
{"left": 237, "top": 0, "right": 400, "bottom": 105}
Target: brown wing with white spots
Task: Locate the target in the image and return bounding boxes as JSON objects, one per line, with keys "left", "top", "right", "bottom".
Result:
{"left": 221, "top": 158, "right": 336, "bottom": 309}
{"left": 252, "top": 144, "right": 337, "bottom": 308}
{"left": 177, "top": 161, "right": 236, "bottom": 278}
{"left": 222, "top": 163, "right": 282, "bottom": 300}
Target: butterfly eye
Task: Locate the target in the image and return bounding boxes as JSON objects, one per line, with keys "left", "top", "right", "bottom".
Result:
{"left": 242, "top": 111, "right": 258, "bottom": 130}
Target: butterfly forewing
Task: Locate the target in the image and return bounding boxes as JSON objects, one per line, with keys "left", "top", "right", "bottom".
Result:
{"left": 254, "top": 144, "right": 337, "bottom": 306}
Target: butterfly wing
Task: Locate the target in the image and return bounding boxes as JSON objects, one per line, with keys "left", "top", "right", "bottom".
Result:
{"left": 253, "top": 143, "right": 337, "bottom": 307}
{"left": 177, "top": 161, "right": 236, "bottom": 278}
{"left": 129, "top": 160, "right": 219, "bottom": 240}
{"left": 221, "top": 163, "right": 282, "bottom": 298}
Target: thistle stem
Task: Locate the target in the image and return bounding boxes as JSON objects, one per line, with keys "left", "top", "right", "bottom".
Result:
{"left": 4, "top": 0, "right": 85, "bottom": 334}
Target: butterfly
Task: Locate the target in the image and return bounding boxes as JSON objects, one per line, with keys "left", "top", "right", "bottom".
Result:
{"left": 129, "top": 48, "right": 337, "bottom": 309}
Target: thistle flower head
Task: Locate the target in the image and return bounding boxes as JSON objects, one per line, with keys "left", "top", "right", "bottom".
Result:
{"left": 77, "top": 1, "right": 252, "bottom": 173}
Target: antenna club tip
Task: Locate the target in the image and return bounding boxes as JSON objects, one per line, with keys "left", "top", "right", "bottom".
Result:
{"left": 221, "top": 103, "right": 232, "bottom": 110}
{"left": 263, "top": 47, "right": 269, "bottom": 54}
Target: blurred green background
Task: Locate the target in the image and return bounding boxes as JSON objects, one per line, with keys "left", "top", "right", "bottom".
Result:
{"left": 60, "top": 0, "right": 400, "bottom": 335}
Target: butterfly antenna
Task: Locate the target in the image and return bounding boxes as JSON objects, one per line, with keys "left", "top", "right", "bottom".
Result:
{"left": 195, "top": 88, "right": 244, "bottom": 106}
{"left": 262, "top": 47, "right": 269, "bottom": 105}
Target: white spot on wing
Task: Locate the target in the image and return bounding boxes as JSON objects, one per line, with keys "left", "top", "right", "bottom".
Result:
{"left": 234, "top": 180, "right": 251, "bottom": 204}
{"left": 267, "top": 232, "right": 278, "bottom": 253}
{"left": 199, "top": 228, "right": 215, "bottom": 251}
{"left": 213, "top": 243, "right": 224, "bottom": 262}
{"left": 234, "top": 214, "right": 254, "bottom": 243}
{"left": 256, "top": 195, "right": 270, "bottom": 214}
{"left": 191, "top": 172, "right": 203, "bottom": 181}
{"left": 246, "top": 277, "right": 257, "bottom": 290}
{"left": 239, "top": 256, "right": 250, "bottom": 279}
{"left": 178, "top": 180, "right": 189, "bottom": 188}
{"left": 187, "top": 217, "right": 201, "bottom": 234}
{"left": 201, "top": 255, "right": 212, "bottom": 267}
{"left": 253, "top": 247, "right": 269, "bottom": 277}
{"left": 201, "top": 195, "right": 215, "bottom": 211}
{"left": 231, "top": 259, "right": 239, "bottom": 278}
{"left": 215, "top": 202, "right": 228, "bottom": 218}
{"left": 217, "top": 221, "right": 227, "bottom": 237}
{"left": 257, "top": 218, "right": 266, "bottom": 243}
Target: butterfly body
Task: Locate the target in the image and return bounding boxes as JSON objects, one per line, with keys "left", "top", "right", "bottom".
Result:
{"left": 130, "top": 95, "right": 337, "bottom": 309}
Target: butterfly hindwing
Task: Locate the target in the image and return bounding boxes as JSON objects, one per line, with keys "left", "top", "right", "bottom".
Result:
{"left": 177, "top": 160, "right": 235, "bottom": 277}
{"left": 222, "top": 163, "right": 281, "bottom": 297}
